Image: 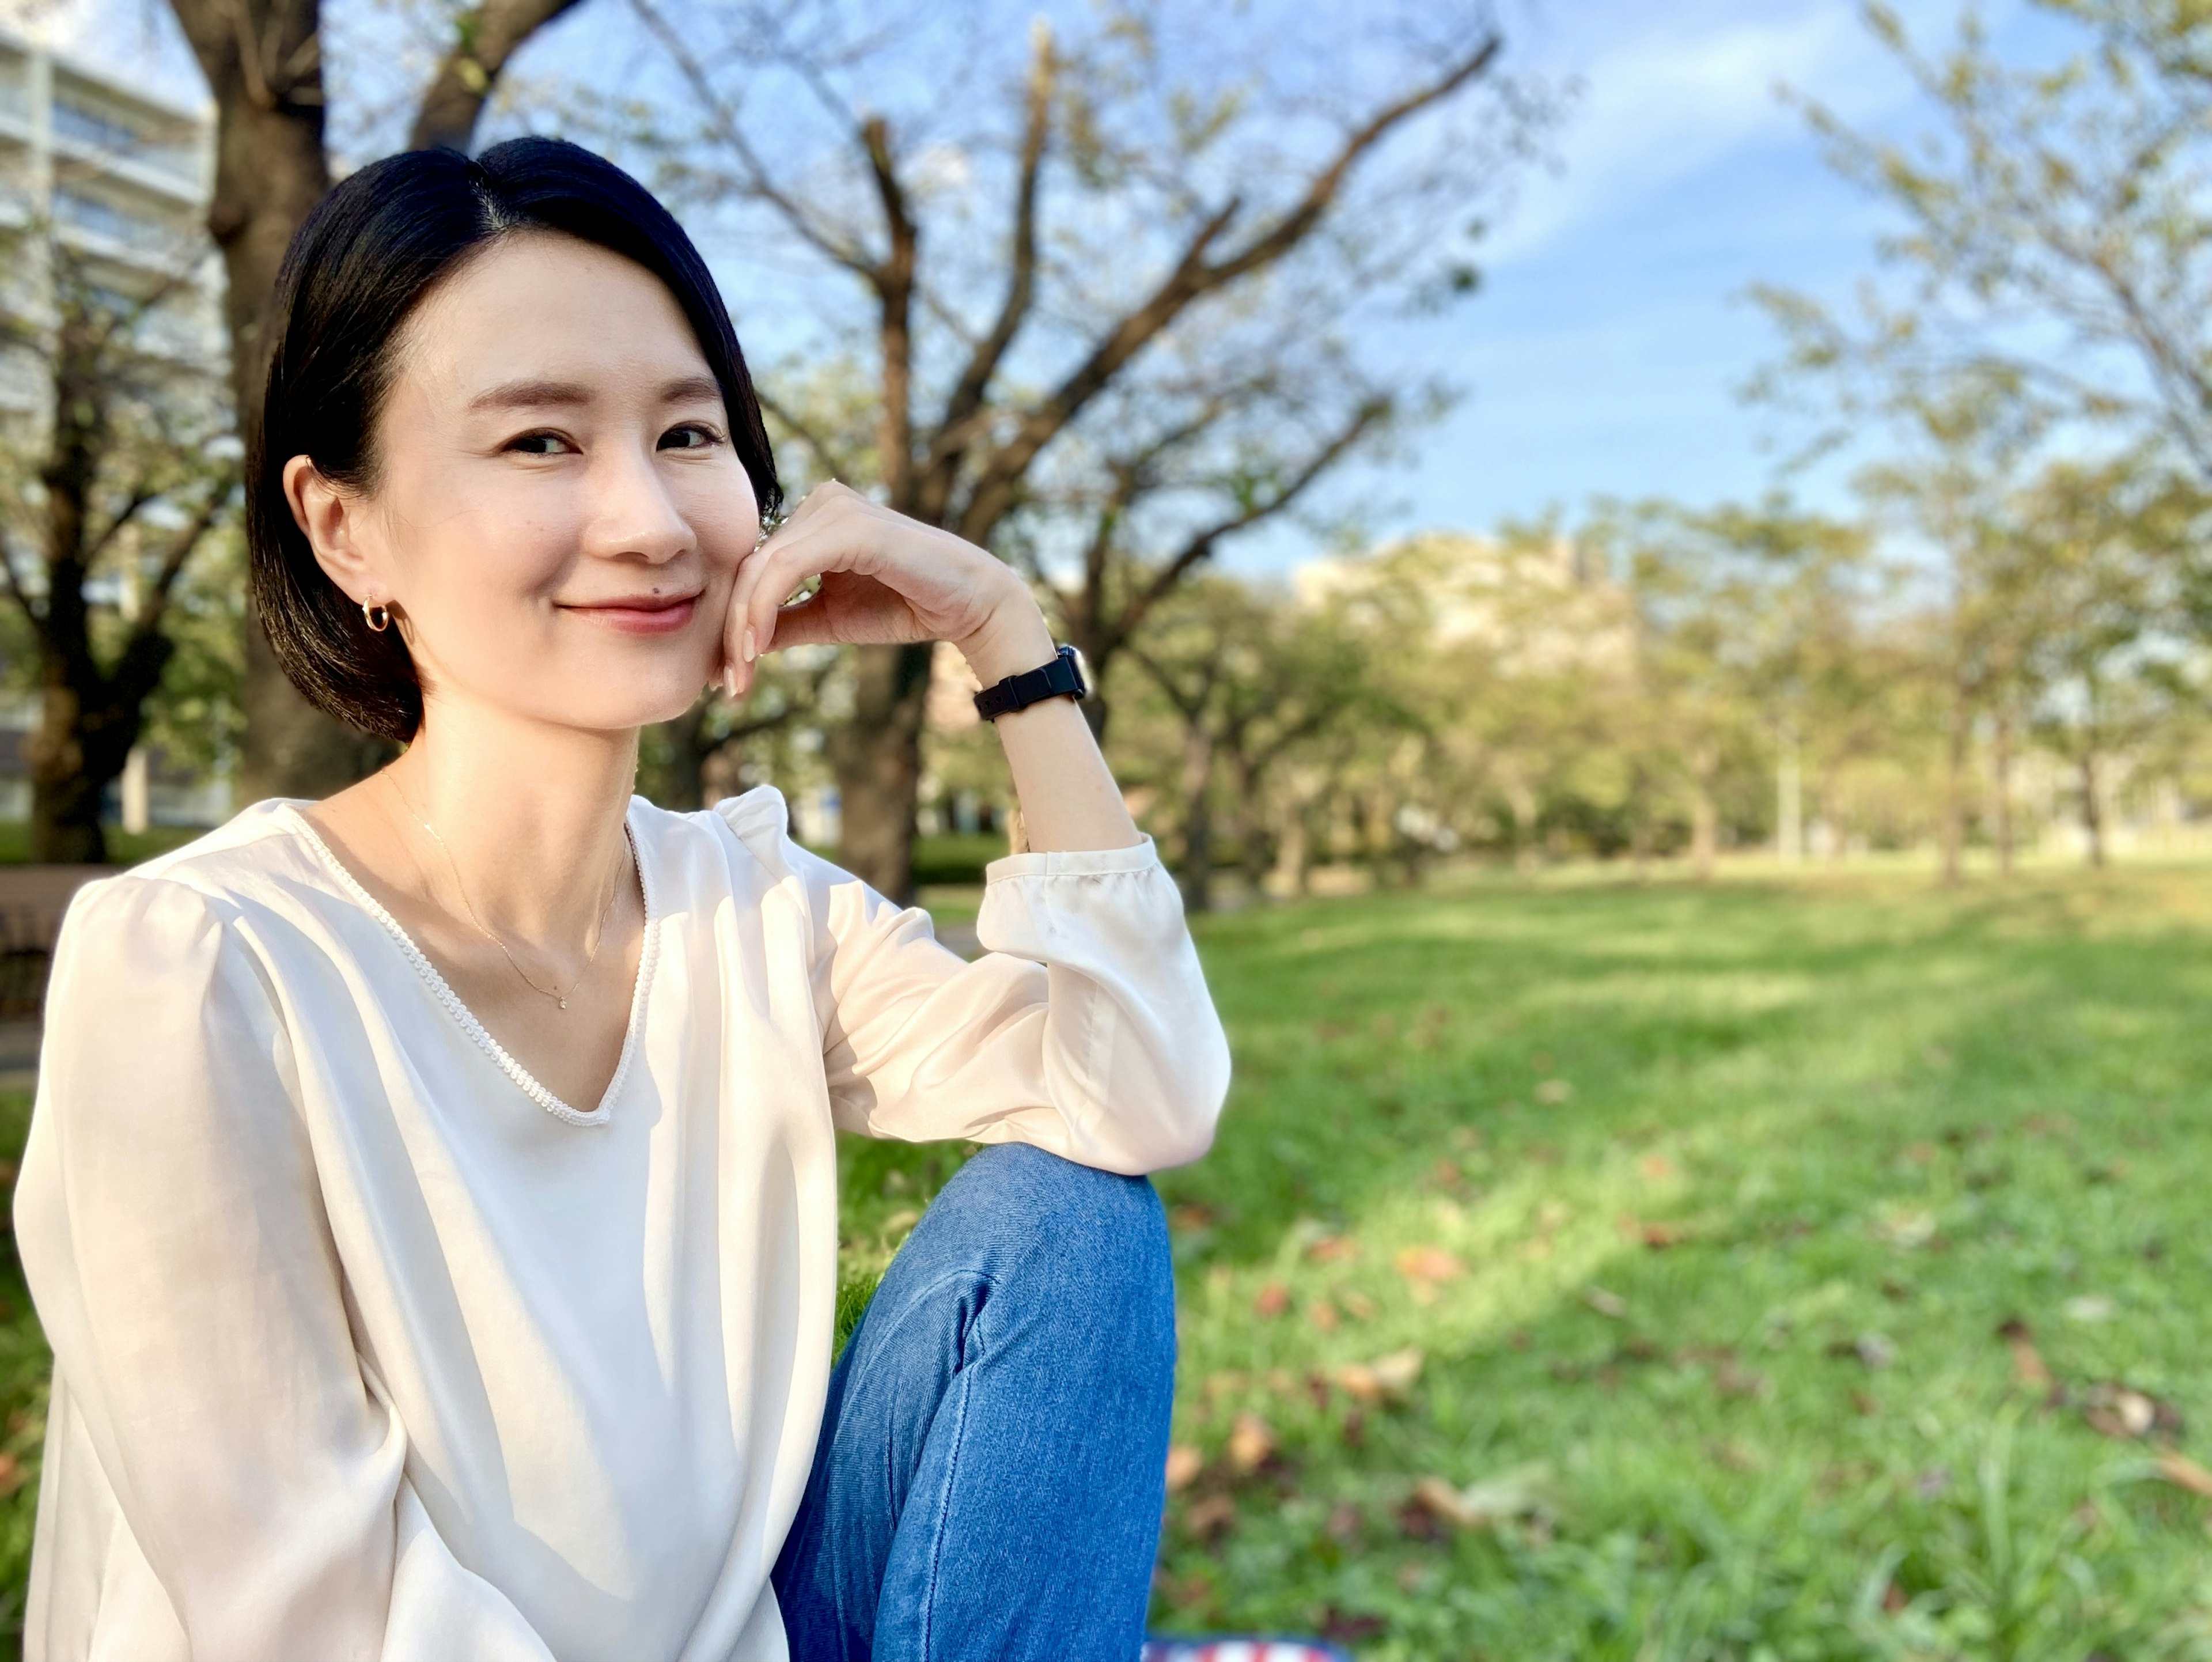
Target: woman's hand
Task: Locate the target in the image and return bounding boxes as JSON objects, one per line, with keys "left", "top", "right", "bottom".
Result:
{"left": 719, "top": 481, "right": 1052, "bottom": 697}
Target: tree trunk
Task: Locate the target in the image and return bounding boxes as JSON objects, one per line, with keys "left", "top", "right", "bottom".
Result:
{"left": 1775, "top": 720, "right": 1802, "bottom": 864}
{"left": 2078, "top": 748, "right": 2104, "bottom": 869}
{"left": 832, "top": 642, "right": 932, "bottom": 899}
{"left": 1501, "top": 767, "right": 1538, "bottom": 874}
{"left": 1992, "top": 706, "right": 2015, "bottom": 877}
{"left": 1271, "top": 807, "right": 1309, "bottom": 898}
{"left": 1688, "top": 742, "right": 1717, "bottom": 883}
{"left": 1940, "top": 676, "right": 1969, "bottom": 886}
{"left": 170, "top": 0, "right": 356, "bottom": 801}
{"left": 26, "top": 684, "right": 105, "bottom": 864}
{"left": 1176, "top": 719, "right": 1215, "bottom": 914}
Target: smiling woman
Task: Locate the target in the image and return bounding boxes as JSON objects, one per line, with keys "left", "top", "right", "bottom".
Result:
{"left": 11, "top": 139, "right": 1229, "bottom": 1661}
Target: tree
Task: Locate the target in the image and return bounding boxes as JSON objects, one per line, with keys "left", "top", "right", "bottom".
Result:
{"left": 2013, "top": 456, "right": 2191, "bottom": 865}
{"left": 1757, "top": 2, "right": 2212, "bottom": 482}
{"left": 0, "top": 236, "right": 236, "bottom": 862}
{"left": 166, "top": 0, "right": 589, "bottom": 800}
{"left": 627, "top": 0, "right": 1548, "bottom": 896}
{"left": 1124, "top": 576, "right": 1380, "bottom": 911}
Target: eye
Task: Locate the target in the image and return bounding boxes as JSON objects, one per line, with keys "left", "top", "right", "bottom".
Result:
{"left": 506, "top": 430, "right": 575, "bottom": 456}
{"left": 659, "top": 423, "right": 723, "bottom": 451}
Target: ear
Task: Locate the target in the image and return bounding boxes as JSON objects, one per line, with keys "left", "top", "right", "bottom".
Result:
{"left": 283, "top": 455, "right": 383, "bottom": 607}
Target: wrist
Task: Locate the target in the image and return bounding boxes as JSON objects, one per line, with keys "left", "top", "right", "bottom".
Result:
{"left": 957, "top": 592, "right": 1056, "bottom": 686}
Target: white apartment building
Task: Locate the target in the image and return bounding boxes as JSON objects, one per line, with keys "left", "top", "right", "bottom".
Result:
{"left": 0, "top": 26, "right": 228, "bottom": 829}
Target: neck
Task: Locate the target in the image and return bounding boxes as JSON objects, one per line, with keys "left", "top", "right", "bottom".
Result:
{"left": 382, "top": 696, "right": 638, "bottom": 943}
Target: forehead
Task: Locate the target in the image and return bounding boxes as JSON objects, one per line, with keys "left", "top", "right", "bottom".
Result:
{"left": 394, "top": 231, "right": 713, "bottom": 400}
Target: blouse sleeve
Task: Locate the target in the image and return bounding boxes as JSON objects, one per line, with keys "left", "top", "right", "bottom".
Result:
{"left": 729, "top": 797, "right": 1230, "bottom": 1174}
{"left": 14, "top": 876, "right": 555, "bottom": 1661}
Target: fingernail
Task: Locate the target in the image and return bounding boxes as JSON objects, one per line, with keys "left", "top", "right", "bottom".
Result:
{"left": 743, "top": 626, "right": 757, "bottom": 663}
{"left": 723, "top": 667, "right": 737, "bottom": 698}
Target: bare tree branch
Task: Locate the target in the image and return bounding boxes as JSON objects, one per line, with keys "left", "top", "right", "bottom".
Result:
{"left": 919, "top": 18, "right": 1055, "bottom": 511}
{"left": 411, "top": 0, "right": 588, "bottom": 153}
{"left": 861, "top": 113, "right": 919, "bottom": 505}
{"left": 1108, "top": 398, "right": 1390, "bottom": 656}
{"left": 131, "top": 470, "right": 238, "bottom": 648}
{"left": 956, "top": 32, "right": 1501, "bottom": 544}
{"left": 630, "top": 0, "right": 878, "bottom": 275}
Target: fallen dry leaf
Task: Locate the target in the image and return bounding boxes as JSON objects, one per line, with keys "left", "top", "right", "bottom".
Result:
{"left": 1227, "top": 1412, "right": 1276, "bottom": 1473}
{"left": 1306, "top": 1234, "right": 1361, "bottom": 1264}
{"left": 1305, "top": 1298, "right": 1340, "bottom": 1333}
{"left": 1638, "top": 1153, "right": 1676, "bottom": 1180}
{"left": 2082, "top": 1381, "right": 2182, "bottom": 1442}
{"left": 1394, "top": 1245, "right": 1467, "bottom": 1284}
{"left": 1163, "top": 1445, "right": 1203, "bottom": 1493}
{"left": 1340, "top": 1290, "right": 1378, "bottom": 1322}
{"left": 1181, "top": 1494, "right": 1236, "bottom": 1539}
{"left": 1582, "top": 1286, "right": 1627, "bottom": 1319}
{"left": 2157, "top": 1449, "right": 2212, "bottom": 1498}
{"left": 1253, "top": 1282, "right": 1290, "bottom": 1319}
{"left": 1997, "top": 1318, "right": 2054, "bottom": 1392}
{"left": 1715, "top": 1357, "right": 1766, "bottom": 1398}
{"left": 1407, "top": 1462, "right": 1552, "bottom": 1530}
{"left": 1619, "top": 1213, "right": 1685, "bottom": 1248}
{"left": 1332, "top": 1347, "right": 1424, "bottom": 1405}
{"left": 1168, "top": 1203, "right": 1213, "bottom": 1233}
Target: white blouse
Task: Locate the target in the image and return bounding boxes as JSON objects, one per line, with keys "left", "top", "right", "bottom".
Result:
{"left": 14, "top": 789, "right": 1229, "bottom": 1662}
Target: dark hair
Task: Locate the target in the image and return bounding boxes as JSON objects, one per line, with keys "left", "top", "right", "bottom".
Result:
{"left": 248, "top": 137, "right": 781, "bottom": 743}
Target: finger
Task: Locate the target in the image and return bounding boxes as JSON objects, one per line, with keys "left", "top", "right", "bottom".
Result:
{"left": 744, "top": 513, "right": 878, "bottom": 662}
{"left": 724, "top": 517, "right": 823, "bottom": 690}
{"left": 729, "top": 536, "right": 841, "bottom": 691}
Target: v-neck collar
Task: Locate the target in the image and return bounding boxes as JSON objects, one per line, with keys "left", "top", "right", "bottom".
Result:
{"left": 278, "top": 798, "right": 660, "bottom": 1127}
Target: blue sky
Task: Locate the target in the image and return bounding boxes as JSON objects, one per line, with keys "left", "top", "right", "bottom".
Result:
{"left": 24, "top": 0, "right": 2042, "bottom": 561}
{"left": 1376, "top": 0, "right": 1927, "bottom": 543}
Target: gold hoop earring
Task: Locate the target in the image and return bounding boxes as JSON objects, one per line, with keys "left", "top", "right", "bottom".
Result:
{"left": 363, "top": 603, "right": 391, "bottom": 633}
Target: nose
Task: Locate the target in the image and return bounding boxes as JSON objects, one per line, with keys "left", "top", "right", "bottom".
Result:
{"left": 582, "top": 436, "right": 691, "bottom": 567}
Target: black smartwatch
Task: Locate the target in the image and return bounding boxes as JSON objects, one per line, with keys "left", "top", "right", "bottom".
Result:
{"left": 974, "top": 644, "right": 1089, "bottom": 721}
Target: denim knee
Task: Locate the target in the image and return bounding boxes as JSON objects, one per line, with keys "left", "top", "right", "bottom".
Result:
{"left": 921, "top": 1143, "right": 1174, "bottom": 1356}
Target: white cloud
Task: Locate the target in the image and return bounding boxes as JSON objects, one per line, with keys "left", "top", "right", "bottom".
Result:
{"left": 1487, "top": 0, "right": 1915, "bottom": 266}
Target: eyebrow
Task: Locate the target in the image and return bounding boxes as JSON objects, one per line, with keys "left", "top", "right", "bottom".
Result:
{"left": 468, "top": 375, "right": 726, "bottom": 412}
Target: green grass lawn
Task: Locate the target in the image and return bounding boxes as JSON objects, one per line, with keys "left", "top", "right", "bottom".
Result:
{"left": 7, "top": 864, "right": 2212, "bottom": 1656}
{"left": 1142, "top": 865, "right": 2212, "bottom": 1658}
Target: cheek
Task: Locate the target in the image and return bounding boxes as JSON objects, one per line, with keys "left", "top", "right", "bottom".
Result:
{"left": 388, "top": 486, "right": 574, "bottom": 609}
{"left": 683, "top": 474, "right": 762, "bottom": 572}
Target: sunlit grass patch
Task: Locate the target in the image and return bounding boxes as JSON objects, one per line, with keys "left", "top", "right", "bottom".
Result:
{"left": 1136, "top": 867, "right": 2212, "bottom": 1657}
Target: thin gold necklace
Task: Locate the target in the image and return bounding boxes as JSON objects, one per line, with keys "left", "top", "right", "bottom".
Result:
{"left": 389, "top": 775, "right": 628, "bottom": 1012}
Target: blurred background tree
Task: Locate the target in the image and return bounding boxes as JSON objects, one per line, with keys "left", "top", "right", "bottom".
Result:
{"left": 0, "top": 229, "right": 236, "bottom": 862}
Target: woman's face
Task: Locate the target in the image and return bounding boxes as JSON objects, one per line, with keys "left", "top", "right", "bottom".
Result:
{"left": 290, "top": 231, "right": 759, "bottom": 736}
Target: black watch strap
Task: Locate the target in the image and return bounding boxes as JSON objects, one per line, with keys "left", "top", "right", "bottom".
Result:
{"left": 974, "top": 644, "right": 1088, "bottom": 721}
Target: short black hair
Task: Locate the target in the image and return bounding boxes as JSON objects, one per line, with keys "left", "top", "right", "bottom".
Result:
{"left": 248, "top": 137, "right": 781, "bottom": 744}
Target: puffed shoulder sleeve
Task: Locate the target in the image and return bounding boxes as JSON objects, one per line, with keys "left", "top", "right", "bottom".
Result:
{"left": 724, "top": 794, "right": 1229, "bottom": 1173}
{"left": 15, "top": 876, "right": 554, "bottom": 1661}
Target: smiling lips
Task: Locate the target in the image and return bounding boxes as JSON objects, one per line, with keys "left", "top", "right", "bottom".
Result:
{"left": 565, "top": 591, "right": 700, "bottom": 635}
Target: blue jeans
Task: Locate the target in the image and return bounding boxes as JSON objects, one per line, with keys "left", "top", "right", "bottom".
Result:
{"left": 772, "top": 1143, "right": 1177, "bottom": 1660}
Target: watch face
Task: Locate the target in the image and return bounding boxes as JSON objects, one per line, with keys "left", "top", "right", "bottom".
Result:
{"left": 1064, "top": 644, "right": 1091, "bottom": 698}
